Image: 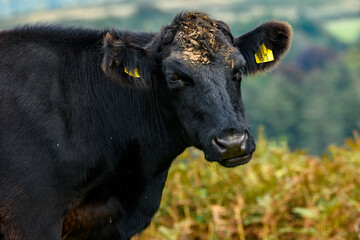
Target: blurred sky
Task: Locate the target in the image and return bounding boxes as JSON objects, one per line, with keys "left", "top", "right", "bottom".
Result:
{"left": 0, "top": 0, "right": 113, "bottom": 18}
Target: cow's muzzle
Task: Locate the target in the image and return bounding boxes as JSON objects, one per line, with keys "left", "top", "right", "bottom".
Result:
{"left": 211, "top": 131, "right": 254, "bottom": 168}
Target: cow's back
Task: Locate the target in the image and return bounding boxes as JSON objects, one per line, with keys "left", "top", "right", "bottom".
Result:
{"left": 0, "top": 27, "right": 112, "bottom": 240}
{"left": 0, "top": 28, "right": 62, "bottom": 143}
{"left": 0, "top": 28, "right": 73, "bottom": 175}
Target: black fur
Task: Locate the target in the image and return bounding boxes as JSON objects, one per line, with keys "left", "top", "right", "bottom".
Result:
{"left": 234, "top": 20, "right": 293, "bottom": 74}
{"left": 0, "top": 12, "right": 291, "bottom": 240}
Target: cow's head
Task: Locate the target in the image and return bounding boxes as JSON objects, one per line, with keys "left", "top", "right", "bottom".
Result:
{"left": 102, "top": 12, "right": 292, "bottom": 167}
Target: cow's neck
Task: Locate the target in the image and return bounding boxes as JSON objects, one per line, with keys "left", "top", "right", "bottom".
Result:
{"left": 61, "top": 30, "right": 186, "bottom": 173}
{"left": 105, "top": 87, "right": 188, "bottom": 172}
{"left": 61, "top": 36, "right": 188, "bottom": 238}
{"left": 89, "top": 74, "right": 189, "bottom": 237}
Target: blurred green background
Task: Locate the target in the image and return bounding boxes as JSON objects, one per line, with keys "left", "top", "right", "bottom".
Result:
{"left": 1, "top": 0, "right": 359, "bottom": 154}
{"left": 1, "top": 1, "right": 360, "bottom": 239}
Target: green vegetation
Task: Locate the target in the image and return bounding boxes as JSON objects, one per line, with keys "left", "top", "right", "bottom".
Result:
{"left": 243, "top": 50, "right": 360, "bottom": 154}
{"left": 325, "top": 18, "right": 360, "bottom": 44}
{"left": 137, "top": 130, "right": 360, "bottom": 239}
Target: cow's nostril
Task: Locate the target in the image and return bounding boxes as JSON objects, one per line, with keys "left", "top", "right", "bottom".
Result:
{"left": 212, "top": 137, "right": 227, "bottom": 153}
{"left": 212, "top": 132, "right": 248, "bottom": 160}
{"left": 241, "top": 132, "right": 248, "bottom": 151}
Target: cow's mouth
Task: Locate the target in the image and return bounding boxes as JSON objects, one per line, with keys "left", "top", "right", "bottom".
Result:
{"left": 219, "top": 154, "right": 252, "bottom": 168}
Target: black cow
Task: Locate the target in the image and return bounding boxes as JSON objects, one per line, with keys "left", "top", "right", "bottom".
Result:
{"left": 0, "top": 11, "right": 292, "bottom": 240}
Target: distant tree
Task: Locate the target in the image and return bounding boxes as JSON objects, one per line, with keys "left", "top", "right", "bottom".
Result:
{"left": 297, "top": 46, "right": 338, "bottom": 71}
{"left": 244, "top": 48, "right": 360, "bottom": 154}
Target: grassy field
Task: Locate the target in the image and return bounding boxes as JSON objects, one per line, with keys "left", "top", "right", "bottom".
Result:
{"left": 135, "top": 129, "right": 360, "bottom": 240}
{"left": 325, "top": 18, "right": 360, "bottom": 44}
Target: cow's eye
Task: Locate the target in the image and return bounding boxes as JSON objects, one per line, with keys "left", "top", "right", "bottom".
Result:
{"left": 166, "top": 70, "right": 193, "bottom": 89}
{"left": 169, "top": 74, "right": 181, "bottom": 84}
{"left": 167, "top": 73, "right": 186, "bottom": 89}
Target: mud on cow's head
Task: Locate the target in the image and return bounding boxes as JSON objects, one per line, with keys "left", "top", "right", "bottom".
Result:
{"left": 102, "top": 11, "right": 292, "bottom": 167}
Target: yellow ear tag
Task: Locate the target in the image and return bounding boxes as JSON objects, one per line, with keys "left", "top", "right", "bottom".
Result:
{"left": 124, "top": 67, "right": 141, "bottom": 78}
{"left": 255, "top": 43, "right": 274, "bottom": 64}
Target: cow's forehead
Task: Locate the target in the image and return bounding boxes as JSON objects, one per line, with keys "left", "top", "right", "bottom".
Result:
{"left": 173, "top": 12, "right": 238, "bottom": 66}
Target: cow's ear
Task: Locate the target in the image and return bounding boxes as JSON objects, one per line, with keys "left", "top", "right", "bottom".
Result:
{"left": 101, "top": 33, "right": 154, "bottom": 88}
{"left": 234, "top": 21, "right": 292, "bottom": 75}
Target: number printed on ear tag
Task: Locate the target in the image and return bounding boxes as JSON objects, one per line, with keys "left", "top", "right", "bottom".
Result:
{"left": 255, "top": 43, "right": 274, "bottom": 64}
